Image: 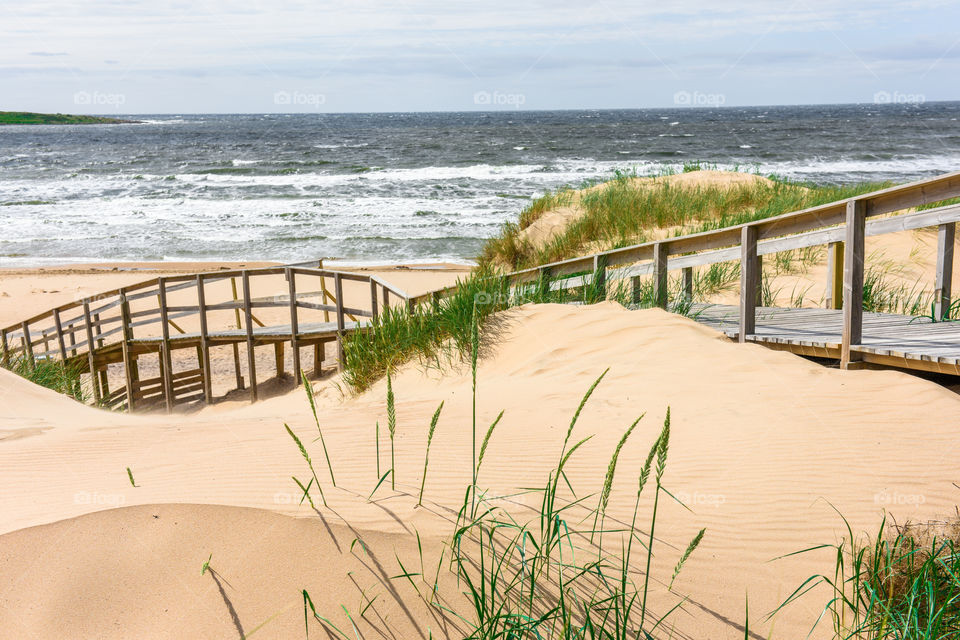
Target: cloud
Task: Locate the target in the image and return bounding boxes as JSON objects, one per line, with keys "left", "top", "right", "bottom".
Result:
{"left": 1, "top": 0, "right": 958, "bottom": 111}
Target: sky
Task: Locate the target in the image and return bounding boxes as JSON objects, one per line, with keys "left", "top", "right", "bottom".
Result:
{"left": 2, "top": 0, "right": 959, "bottom": 113}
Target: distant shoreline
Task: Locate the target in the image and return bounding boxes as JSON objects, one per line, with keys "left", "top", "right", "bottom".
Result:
{"left": 0, "top": 111, "right": 140, "bottom": 125}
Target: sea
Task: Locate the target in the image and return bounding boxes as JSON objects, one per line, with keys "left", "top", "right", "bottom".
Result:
{"left": 2, "top": 103, "right": 959, "bottom": 267}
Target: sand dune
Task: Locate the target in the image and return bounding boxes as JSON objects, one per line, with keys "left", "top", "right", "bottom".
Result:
{"left": 2, "top": 300, "right": 959, "bottom": 638}
{"left": 518, "top": 170, "right": 775, "bottom": 249}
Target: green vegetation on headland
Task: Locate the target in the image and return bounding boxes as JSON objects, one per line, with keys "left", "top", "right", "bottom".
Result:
{"left": 0, "top": 111, "right": 138, "bottom": 125}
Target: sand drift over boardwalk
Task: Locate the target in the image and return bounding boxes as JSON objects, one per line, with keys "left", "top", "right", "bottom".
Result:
{"left": 1, "top": 303, "right": 958, "bottom": 638}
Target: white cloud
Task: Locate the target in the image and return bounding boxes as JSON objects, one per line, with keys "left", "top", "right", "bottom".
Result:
{"left": 1, "top": 0, "right": 958, "bottom": 111}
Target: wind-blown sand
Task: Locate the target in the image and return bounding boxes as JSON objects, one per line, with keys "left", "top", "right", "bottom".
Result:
{"left": 2, "top": 299, "right": 958, "bottom": 639}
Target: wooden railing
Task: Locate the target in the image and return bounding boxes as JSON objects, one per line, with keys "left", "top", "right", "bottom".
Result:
{"left": 412, "top": 170, "right": 960, "bottom": 369}
{"left": 0, "top": 260, "right": 411, "bottom": 411}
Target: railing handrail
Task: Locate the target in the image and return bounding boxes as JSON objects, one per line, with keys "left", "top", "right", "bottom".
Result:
{"left": 0, "top": 262, "right": 410, "bottom": 338}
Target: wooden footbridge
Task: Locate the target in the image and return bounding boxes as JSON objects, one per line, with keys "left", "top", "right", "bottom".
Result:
{"left": 496, "top": 170, "right": 960, "bottom": 376}
{"left": 0, "top": 262, "right": 417, "bottom": 412}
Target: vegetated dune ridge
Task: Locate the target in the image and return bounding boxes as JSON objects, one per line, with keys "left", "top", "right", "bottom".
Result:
{"left": 2, "top": 302, "right": 959, "bottom": 639}
{"left": 517, "top": 169, "right": 775, "bottom": 248}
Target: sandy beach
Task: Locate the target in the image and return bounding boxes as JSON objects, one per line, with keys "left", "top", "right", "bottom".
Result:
{"left": 2, "top": 259, "right": 958, "bottom": 637}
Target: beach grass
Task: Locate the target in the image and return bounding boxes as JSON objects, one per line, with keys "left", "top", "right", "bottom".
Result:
{"left": 342, "top": 267, "right": 623, "bottom": 392}
{"left": 307, "top": 317, "right": 708, "bottom": 638}
{"left": 2, "top": 353, "right": 88, "bottom": 402}
{"left": 479, "top": 167, "right": 891, "bottom": 271}
{"left": 777, "top": 514, "right": 960, "bottom": 639}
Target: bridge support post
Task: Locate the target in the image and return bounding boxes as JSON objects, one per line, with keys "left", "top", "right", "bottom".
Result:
{"left": 935, "top": 222, "right": 955, "bottom": 319}
{"left": 841, "top": 200, "right": 866, "bottom": 368}
{"left": 739, "top": 226, "right": 759, "bottom": 342}
{"left": 275, "top": 343, "right": 285, "bottom": 378}
{"left": 652, "top": 243, "right": 668, "bottom": 309}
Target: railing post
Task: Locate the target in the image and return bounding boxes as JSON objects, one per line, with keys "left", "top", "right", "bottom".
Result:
{"left": 935, "top": 222, "right": 955, "bottom": 319}
{"left": 158, "top": 278, "right": 175, "bottom": 413}
{"left": 242, "top": 271, "right": 258, "bottom": 402}
{"left": 286, "top": 268, "right": 301, "bottom": 385}
{"left": 197, "top": 274, "right": 213, "bottom": 403}
{"left": 230, "top": 277, "right": 245, "bottom": 391}
{"left": 334, "top": 272, "right": 346, "bottom": 368}
{"left": 841, "top": 200, "right": 866, "bottom": 368}
{"left": 681, "top": 267, "right": 693, "bottom": 301}
{"left": 82, "top": 300, "right": 101, "bottom": 405}
{"left": 826, "top": 241, "right": 845, "bottom": 310}
{"left": 592, "top": 254, "right": 607, "bottom": 300}
{"left": 0, "top": 328, "right": 8, "bottom": 368}
{"left": 321, "top": 274, "right": 331, "bottom": 323}
{"left": 53, "top": 309, "right": 68, "bottom": 363}
{"left": 653, "top": 242, "right": 668, "bottom": 309}
{"left": 94, "top": 311, "right": 109, "bottom": 397}
{"left": 370, "top": 278, "right": 379, "bottom": 321}
{"left": 538, "top": 266, "right": 552, "bottom": 300}
{"left": 119, "top": 289, "right": 136, "bottom": 412}
{"left": 21, "top": 321, "right": 34, "bottom": 370}
{"left": 739, "top": 225, "right": 759, "bottom": 342}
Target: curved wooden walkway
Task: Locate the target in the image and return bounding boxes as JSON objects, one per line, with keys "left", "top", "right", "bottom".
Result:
{"left": 0, "top": 262, "right": 417, "bottom": 412}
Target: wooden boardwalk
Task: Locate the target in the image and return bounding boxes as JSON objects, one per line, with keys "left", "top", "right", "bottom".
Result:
{"left": 691, "top": 305, "right": 960, "bottom": 375}
{"left": 497, "top": 170, "right": 960, "bottom": 378}
{"left": 1, "top": 262, "right": 412, "bottom": 412}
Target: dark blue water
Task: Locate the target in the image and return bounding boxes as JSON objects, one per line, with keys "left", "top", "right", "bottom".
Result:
{"left": 1, "top": 103, "right": 958, "bottom": 266}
